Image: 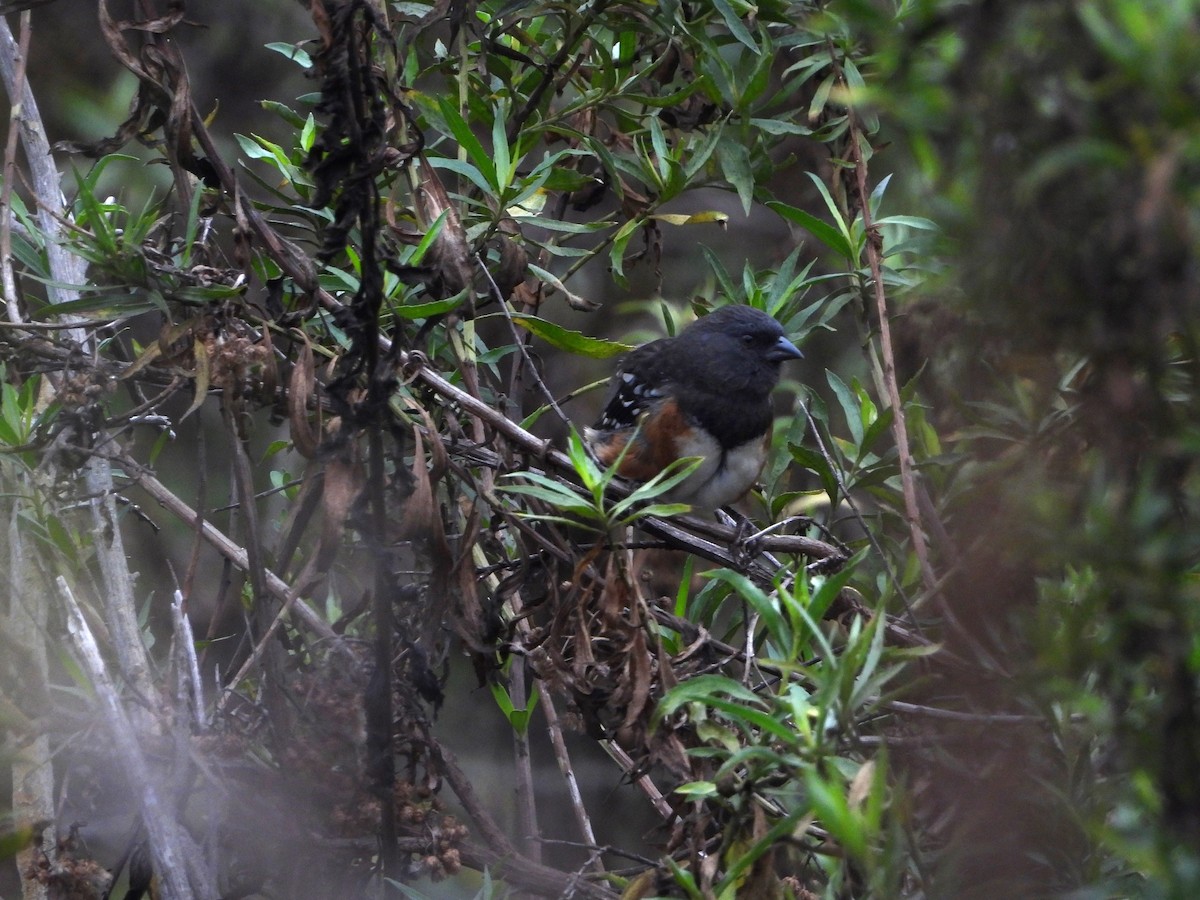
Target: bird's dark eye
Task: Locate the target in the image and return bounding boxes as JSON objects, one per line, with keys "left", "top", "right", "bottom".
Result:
{"left": 741, "top": 333, "right": 754, "bottom": 345}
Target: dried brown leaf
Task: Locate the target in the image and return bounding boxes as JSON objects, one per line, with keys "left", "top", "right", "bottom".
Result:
{"left": 289, "top": 338, "right": 320, "bottom": 460}
{"left": 490, "top": 231, "right": 528, "bottom": 302}
{"left": 180, "top": 337, "right": 209, "bottom": 420}
{"left": 395, "top": 426, "right": 436, "bottom": 541}
{"left": 411, "top": 155, "right": 473, "bottom": 300}
{"left": 848, "top": 759, "right": 875, "bottom": 811}
{"left": 117, "top": 340, "right": 163, "bottom": 381}
{"left": 619, "top": 626, "right": 653, "bottom": 733}
{"left": 323, "top": 450, "right": 365, "bottom": 548}
{"left": 257, "top": 326, "right": 279, "bottom": 408}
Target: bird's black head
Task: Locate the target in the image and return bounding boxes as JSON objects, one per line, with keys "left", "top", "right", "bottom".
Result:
{"left": 677, "top": 305, "right": 803, "bottom": 392}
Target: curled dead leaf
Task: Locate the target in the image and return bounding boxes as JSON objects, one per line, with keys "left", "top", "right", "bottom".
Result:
{"left": 323, "top": 450, "right": 365, "bottom": 551}
{"left": 180, "top": 337, "right": 209, "bottom": 420}
{"left": 848, "top": 759, "right": 875, "bottom": 811}
{"left": 289, "top": 339, "right": 320, "bottom": 459}
{"left": 395, "top": 426, "right": 437, "bottom": 542}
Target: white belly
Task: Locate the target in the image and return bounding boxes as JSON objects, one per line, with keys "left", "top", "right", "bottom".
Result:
{"left": 669, "top": 430, "right": 766, "bottom": 510}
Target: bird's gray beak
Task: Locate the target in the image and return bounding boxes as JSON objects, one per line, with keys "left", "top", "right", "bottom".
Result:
{"left": 767, "top": 335, "right": 803, "bottom": 362}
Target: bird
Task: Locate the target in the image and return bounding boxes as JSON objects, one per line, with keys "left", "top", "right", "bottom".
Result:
{"left": 584, "top": 304, "right": 803, "bottom": 511}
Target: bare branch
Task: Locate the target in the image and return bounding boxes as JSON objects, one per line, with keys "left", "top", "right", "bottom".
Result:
{"left": 113, "top": 453, "right": 342, "bottom": 646}
{"left": 57, "top": 576, "right": 217, "bottom": 900}
{"left": 844, "top": 113, "right": 935, "bottom": 596}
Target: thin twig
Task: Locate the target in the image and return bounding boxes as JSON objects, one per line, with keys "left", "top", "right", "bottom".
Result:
{"left": 0, "top": 13, "right": 157, "bottom": 703}
{"left": 541, "top": 691, "right": 605, "bottom": 873}
{"left": 600, "top": 739, "right": 676, "bottom": 821}
{"left": 478, "top": 252, "right": 573, "bottom": 433}
{"left": 845, "top": 111, "right": 935, "bottom": 595}
{"left": 8, "top": 468, "right": 55, "bottom": 900}
{"left": 471, "top": 542, "right": 543, "bottom": 862}
{"left": 112, "top": 451, "right": 342, "bottom": 646}
{"left": 508, "top": 655, "right": 542, "bottom": 862}
{"left": 884, "top": 700, "right": 1045, "bottom": 725}
{"left": 431, "top": 737, "right": 520, "bottom": 859}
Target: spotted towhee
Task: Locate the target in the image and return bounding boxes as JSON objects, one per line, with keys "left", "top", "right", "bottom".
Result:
{"left": 585, "top": 305, "right": 802, "bottom": 510}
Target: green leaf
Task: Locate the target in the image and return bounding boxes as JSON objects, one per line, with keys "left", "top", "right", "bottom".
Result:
{"left": 489, "top": 681, "right": 539, "bottom": 736}
{"left": 806, "top": 171, "right": 854, "bottom": 244}
{"left": 857, "top": 404, "right": 894, "bottom": 462}
{"left": 809, "top": 72, "right": 835, "bottom": 120}
{"left": 406, "top": 209, "right": 449, "bottom": 267}
{"left": 695, "top": 696, "right": 797, "bottom": 743}
{"left": 716, "top": 139, "right": 755, "bottom": 216}
{"left": 806, "top": 769, "right": 868, "bottom": 859}
{"left": 424, "top": 156, "right": 495, "bottom": 197}
{"left": 683, "top": 122, "right": 726, "bottom": 181}
{"left": 25, "top": 287, "right": 166, "bottom": 318}
{"left": 875, "top": 214, "right": 939, "bottom": 231}
{"left": 564, "top": 427, "right": 605, "bottom": 495}
{"left": 750, "top": 117, "right": 813, "bottom": 136}
{"left": 436, "top": 97, "right": 496, "bottom": 191}
{"left": 498, "top": 478, "right": 596, "bottom": 517}
{"left": 300, "top": 114, "right": 317, "bottom": 153}
{"left": 810, "top": 552, "right": 861, "bottom": 618}
{"left": 718, "top": 809, "right": 808, "bottom": 892}
{"left": 265, "top": 41, "right": 313, "bottom": 69}
{"left": 608, "top": 218, "right": 640, "bottom": 285}
{"left": 507, "top": 313, "right": 631, "bottom": 359}
{"left": 826, "top": 370, "right": 865, "bottom": 449}
{"left": 767, "top": 200, "right": 853, "bottom": 260}
{"left": 700, "top": 246, "right": 738, "bottom": 301}
{"left": 657, "top": 674, "right": 765, "bottom": 720}
{"left": 491, "top": 102, "right": 513, "bottom": 193}
{"left": 612, "top": 456, "right": 703, "bottom": 520}
{"left": 704, "top": 569, "right": 789, "bottom": 653}
{"left": 674, "top": 780, "right": 719, "bottom": 798}
{"left": 392, "top": 293, "right": 465, "bottom": 320}
{"left": 711, "top": 0, "right": 760, "bottom": 54}
{"left": 649, "top": 116, "right": 671, "bottom": 187}
{"left": 260, "top": 100, "right": 306, "bottom": 129}
{"left": 526, "top": 263, "right": 601, "bottom": 312}
{"left": 664, "top": 856, "right": 703, "bottom": 900}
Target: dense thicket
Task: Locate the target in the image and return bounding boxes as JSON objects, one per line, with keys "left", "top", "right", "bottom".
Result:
{"left": 2, "top": 2, "right": 1198, "bottom": 898}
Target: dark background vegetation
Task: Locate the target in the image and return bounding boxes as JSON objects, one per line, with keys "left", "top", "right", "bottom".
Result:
{"left": 2, "top": 1, "right": 1199, "bottom": 898}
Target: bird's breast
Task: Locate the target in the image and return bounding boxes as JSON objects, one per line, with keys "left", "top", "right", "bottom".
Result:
{"left": 669, "top": 429, "right": 769, "bottom": 511}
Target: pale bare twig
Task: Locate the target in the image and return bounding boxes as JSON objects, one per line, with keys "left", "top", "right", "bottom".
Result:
{"left": 541, "top": 691, "right": 606, "bottom": 874}
{"left": 600, "top": 739, "right": 676, "bottom": 821}
{"left": 170, "top": 590, "right": 206, "bottom": 732}
{"left": 0, "top": 11, "right": 29, "bottom": 326}
{"left": 57, "top": 576, "right": 217, "bottom": 900}
{"left": 7, "top": 479, "right": 55, "bottom": 900}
